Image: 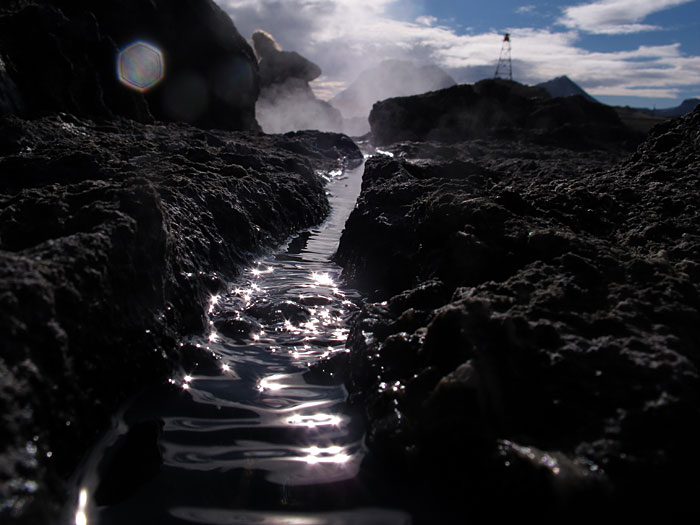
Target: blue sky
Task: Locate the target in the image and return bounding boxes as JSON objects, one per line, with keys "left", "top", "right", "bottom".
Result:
{"left": 219, "top": 0, "right": 700, "bottom": 108}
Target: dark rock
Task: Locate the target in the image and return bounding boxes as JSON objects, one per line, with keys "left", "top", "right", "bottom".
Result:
{"left": 177, "top": 342, "right": 223, "bottom": 377}
{"left": 0, "top": 113, "right": 361, "bottom": 522}
{"left": 92, "top": 420, "right": 163, "bottom": 507}
{"left": 325, "top": 106, "right": 700, "bottom": 516}
{"left": 369, "top": 78, "right": 642, "bottom": 150}
{"left": 213, "top": 317, "right": 260, "bottom": 340}
{"left": 253, "top": 30, "right": 321, "bottom": 87}
{"left": 252, "top": 30, "right": 342, "bottom": 134}
{"left": 245, "top": 298, "right": 312, "bottom": 325}
{"left": 0, "top": 0, "right": 259, "bottom": 130}
{"left": 537, "top": 75, "right": 598, "bottom": 103}
{"left": 0, "top": 55, "right": 23, "bottom": 116}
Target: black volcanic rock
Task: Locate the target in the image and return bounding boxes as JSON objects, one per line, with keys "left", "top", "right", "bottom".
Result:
{"left": 369, "top": 78, "right": 642, "bottom": 150}
{"left": 0, "top": 0, "right": 259, "bottom": 130}
{"left": 537, "top": 75, "right": 598, "bottom": 103}
{"left": 325, "top": 107, "right": 700, "bottom": 518}
{"left": 331, "top": 60, "right": 457, "bottom": 135}
{"left": 0, "top": 113, "right": 361, "bottom": 522}
{"left": 252, "top": 30, "right": 342, "bottom": 134}
{"left": 253, "top": 30, "right": 322, "bottom": 88}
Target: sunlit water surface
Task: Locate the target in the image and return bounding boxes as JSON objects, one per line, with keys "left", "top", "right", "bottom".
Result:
{"left": 70, "top": 160, "right": 411, "bottom": 525}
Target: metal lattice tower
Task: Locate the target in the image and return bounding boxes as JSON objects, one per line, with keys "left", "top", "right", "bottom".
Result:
{"left": 494, "top": 33, "right": 512, "bottom": 81}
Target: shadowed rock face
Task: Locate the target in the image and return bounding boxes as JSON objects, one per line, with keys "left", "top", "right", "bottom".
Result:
{"left": 253, "top": 30, "right": 322, "bottom": 88}
{"left": 0, "top": 113, "right": 361, "bottom": 522}
{"left": 325, "top": 107, "right": 700, "bottom": 518}
{"left": 0, "top": 0, "right": 259, "bottom": 130}
{"left": 369, "top": 78, "right": 642, "bottom": 151}
{"left": 252, "top": 30, "right": 342, "bottom": 134}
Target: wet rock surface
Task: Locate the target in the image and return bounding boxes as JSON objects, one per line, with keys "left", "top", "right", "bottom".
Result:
{"left": 369, "top": 78, "right": 643, "bottom": 151}
{"left": 0, "top": 113, "right": 361, "bottom": 522}
{"left": 326, "top": 108, "right": 700, "bottom": 517}
{"left": 0, "top": 0, "right": 259, "bottom": 130}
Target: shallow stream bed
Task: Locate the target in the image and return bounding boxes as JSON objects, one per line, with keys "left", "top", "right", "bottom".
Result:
{"left": 68, "top": 159, "right": 411, "bottom": 524}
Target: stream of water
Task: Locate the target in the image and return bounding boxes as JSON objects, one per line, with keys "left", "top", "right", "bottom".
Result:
{"left": 70, "top": 160, "right": 411, "bottom": 524}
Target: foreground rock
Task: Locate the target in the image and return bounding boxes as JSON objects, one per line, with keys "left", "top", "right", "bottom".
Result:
{"left": 0, "top": 0, "right": 259, "bottom": 130}
{"left": 369, "top": 78, "right": 643, "bottom": 151}
{"left": 322, "top": 108, "right": 700, "bottom": 517}
{"left": 0, "top": 113, "right": 361, "bottom": 522}
{"left": 252, "top": 30, "right": 342, "bottom": 134}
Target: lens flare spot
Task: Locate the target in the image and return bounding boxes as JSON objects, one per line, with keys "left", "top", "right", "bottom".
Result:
{"left": 117, "top": 41, "right": 164, "bottom": 92}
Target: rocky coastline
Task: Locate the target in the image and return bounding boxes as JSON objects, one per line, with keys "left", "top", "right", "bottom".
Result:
{"left": 2, "top": 0, "right": 700, "bottom": 522}
{"left": 0, "top": 113, "right": 360, "bottom": 522}
{"left": 322, "top": 98, "right": 700, "bottom": 518}
{"left": 0, "top": 1, "right": 362, "bottom": 521}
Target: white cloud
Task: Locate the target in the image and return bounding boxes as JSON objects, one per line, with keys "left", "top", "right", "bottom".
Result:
{"left": 416, "top": 15, "right": 438, "bottom": 26}
{"left": 216, "top": 0, "right": 700, "bottom": 104}
{"left": 558, "top": 0, "right": 693, "bottom": 35}
{"left": 516, "top": 5, "right": 536, "bottom": 14}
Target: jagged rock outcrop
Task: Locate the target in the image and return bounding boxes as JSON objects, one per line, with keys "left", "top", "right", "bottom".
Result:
{"left": 0, "top": 56, "right": 23, "bottom": 116}
{"left": 0, "top": 0, "right": 259, "bottom": 130}
{"left": 252, "top": 30, "right": 342, "bottom": 134}
{"left": 369, "top": 78, "right": 642, "bottom": 151}
{"left": 253, "top": 30, "right": 321, "bottom": 88}
{"left": 0, "top": 113, "right": 361, "bottom": 523}
{"left": 320, "top": 107, "right": 700, "bottom": 518}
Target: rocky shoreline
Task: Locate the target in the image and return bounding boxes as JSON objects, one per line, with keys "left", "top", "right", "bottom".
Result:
{"left": 319, "top": 105, "right": 700, "bottom": 518}
{"left": 1, "top": 0, "right": 363, "bottom": 520}
{"left": 2, "top": 0, "right": 700, "bottom": 522}
{"left": 0, "top": 113, "right": 361, "bottom": 522}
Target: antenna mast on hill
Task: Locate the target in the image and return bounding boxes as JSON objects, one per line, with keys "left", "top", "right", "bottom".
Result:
{"left": 494, "top": 33, "right": 512, "bottom": 81}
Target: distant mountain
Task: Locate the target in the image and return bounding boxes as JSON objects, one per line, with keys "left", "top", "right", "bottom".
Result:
{"left": 537, "top": 76, "right": 598, "bottom": 103}
{"left": 538, "top": 77, "right": 699, "bottom": 119}
{"left": 330, "top": 60, "right": 456, "bottom": 134}
{"left": 638, "top": 98, "right": 700, "bottom": 118}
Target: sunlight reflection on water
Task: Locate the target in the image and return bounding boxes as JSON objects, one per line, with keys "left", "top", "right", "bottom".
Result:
{"left": 169, "top": 506, "right": 412, "bottom": 525}
{"left": 72, "top": 161, "right": 409, "bottom": 523}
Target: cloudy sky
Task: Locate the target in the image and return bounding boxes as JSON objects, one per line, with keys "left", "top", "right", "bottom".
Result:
{"left": 217, "top": 0, "right": 700, "bottom": 108}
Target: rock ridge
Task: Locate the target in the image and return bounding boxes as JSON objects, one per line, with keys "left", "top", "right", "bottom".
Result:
{"left": 323, "top": 106, "right": 700, "bottom": 518}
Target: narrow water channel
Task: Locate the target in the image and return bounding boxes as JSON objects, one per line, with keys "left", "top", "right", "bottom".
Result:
{"left": 71, "top": 159, "right": 411, "bottom": 524}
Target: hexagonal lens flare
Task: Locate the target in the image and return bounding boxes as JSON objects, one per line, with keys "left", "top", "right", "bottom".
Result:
{"left": 117, "top": 41, "right": 164, "bottom": 92}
